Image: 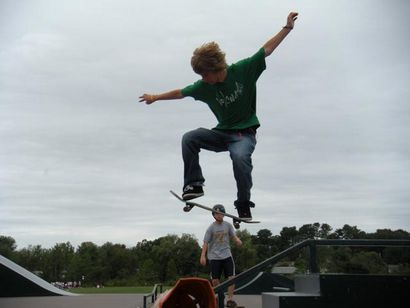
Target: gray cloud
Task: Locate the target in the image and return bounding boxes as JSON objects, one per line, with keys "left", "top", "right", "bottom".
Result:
{"left": 1, "top": 0, "right": 409, "bottom": 248}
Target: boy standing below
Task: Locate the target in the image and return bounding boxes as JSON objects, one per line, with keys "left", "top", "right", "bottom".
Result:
{"left": 140, "top": 13, "right": 299, "bottom": 220}
{"left": 200, "top": 205, "right": 242, "bottom": 308}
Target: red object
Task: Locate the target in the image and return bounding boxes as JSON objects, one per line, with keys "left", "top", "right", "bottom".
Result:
{"left": 156, "top": 277, "right": 216, "bottom": 308}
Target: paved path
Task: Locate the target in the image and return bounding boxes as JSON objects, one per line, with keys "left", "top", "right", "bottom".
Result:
{"left": 0, "top": 294, "right": 146, "bottom": 308}
{"left": 0, "top": 294, "right": 262, "bottom": 308}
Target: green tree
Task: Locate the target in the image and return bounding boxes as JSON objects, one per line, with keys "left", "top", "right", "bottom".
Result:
{"left": 252, "top": 229, "right": 279, "bottom": 263}
{"left": 174, "top": 234, "right": 201, "bottom": 277}
{"left": 279, "top": 226, "right": 299, "bottom": 248}
{"left": 318, "top": 223, "right": 332, "bottom": 239}
{"left": 0, "top": 235, "right": 17, "bottom": 258}
{"left": 326, "top": 247, "right": 388, "bottom": 274}
{"left": 372, "top": 228, "right": 410, "bottom": 240}
{"left": 15, "top": 245, "right": 47, "bottom": 276}
{"left": 165, "top": 258, "right": 178, "bottom": 283}
{"left": 326, "top": 247, "right": 352, "bottom": 273}
{"left": 331, "top": 224, "right": 366, "bottom": 239}
{"left": 298, "top": 223, "right": 321, "bottom": 240}
{"left": 232, "top": 230, "right": 257, "bottom": 272}
{"left": 45, "top": 242, "right": 75, "bottom": 282}
{"left": 349, "top": 251, "right": 387, "bottom": 274}
{"left": 138, "top": 258, "right": 158, "bottom": 284}
{"left": 72, "top": 242, "right": 103, "bottom": 286}
{"left": 151, "top": 235, "right": 179, "bottom": 283}
{"left": 99, "top": 242, "right": 136, "bottom": 284}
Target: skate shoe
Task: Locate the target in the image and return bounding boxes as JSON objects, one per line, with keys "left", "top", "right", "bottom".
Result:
{"left": 182, "top": 185, "right": 204, "bottom": 200}
{"left": 234, "top": 201, "right": 254, "bottom": 221}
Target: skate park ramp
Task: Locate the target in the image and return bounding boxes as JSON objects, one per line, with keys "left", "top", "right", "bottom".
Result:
{"left": 234, "top": 271, "right": 294, "bottom": 295}
{"left": 0, "top": 254, "right": 76, "bottom": 297}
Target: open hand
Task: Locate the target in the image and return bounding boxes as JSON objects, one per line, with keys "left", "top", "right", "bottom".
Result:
{"left": 286, "top": 12, "right": 299, "bottom": 29}
{"left": 139, "top": 94, "right": 156, "bottom": 104}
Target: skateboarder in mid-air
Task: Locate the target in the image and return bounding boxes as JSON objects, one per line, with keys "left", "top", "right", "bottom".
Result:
{"left": 201, "top": 204, "right": 242, "bottom": 308}
{"left": 140, "top": 12, "right": 298, "bottom": 220}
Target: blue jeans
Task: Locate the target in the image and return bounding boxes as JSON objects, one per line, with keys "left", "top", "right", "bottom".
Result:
{"left": 182, "top": 128, "right": 257, "bottom": 203}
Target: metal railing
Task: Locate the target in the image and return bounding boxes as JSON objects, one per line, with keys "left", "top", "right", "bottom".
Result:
{"left": 214, "top": 239, "right": 410, "bottom": 308}
{"left": 143, "top": 283, "right": 163, "bottom": 308}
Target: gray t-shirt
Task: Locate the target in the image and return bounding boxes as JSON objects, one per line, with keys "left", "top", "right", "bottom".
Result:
{"left": 203, "top": 221, "right": 235, "bottom": 260}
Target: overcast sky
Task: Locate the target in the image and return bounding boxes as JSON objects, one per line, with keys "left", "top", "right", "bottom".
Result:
{"left": 1, "top": 0, "right": 409, "bottom": 249}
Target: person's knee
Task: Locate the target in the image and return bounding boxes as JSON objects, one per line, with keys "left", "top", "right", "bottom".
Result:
{"left": 182, "top": 128, "right": 204, "bottom": 145}
{"left": 230, "top": 152, "right": 251, "bottom": 166}
{"left": 182, "top": 130, "right": 196, "bottom": 146}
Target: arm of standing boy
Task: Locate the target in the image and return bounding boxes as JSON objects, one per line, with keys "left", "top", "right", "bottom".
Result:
{"left": 200, "top": 241, "right": 208, "bottom": 266}
{"left": 232, "top": 235, "right": 242, "bottom": 247}
{"left": 139, "top": 89, "right": 184, "bottom": 105}
{"left": 263, "top": 12, "right": 298, "bottom": 57}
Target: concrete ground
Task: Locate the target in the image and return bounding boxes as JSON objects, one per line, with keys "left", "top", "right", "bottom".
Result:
{"left": 233, "top": 295, "right": 262, "bottom": 307}
{"left": 0, "top": 294, "right": 146, "bottom": 308}
{"left": 0, "top": 294, "right": 262, "bottom": 308}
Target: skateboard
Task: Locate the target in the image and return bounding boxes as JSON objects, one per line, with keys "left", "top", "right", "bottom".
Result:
{"left": 170, "top": 190, "right": 260, "bottom": 229}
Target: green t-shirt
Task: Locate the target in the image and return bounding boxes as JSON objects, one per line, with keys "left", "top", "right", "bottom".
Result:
{"left": 181, "top": 48, "right": 266, "bottom": 130}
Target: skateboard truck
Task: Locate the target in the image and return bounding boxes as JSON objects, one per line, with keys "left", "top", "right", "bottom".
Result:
{"left": 233, "top": 219, "right": 241, "bottom": 229}
{"left": 183, "top": 202, "right": 195, "bottom": 212}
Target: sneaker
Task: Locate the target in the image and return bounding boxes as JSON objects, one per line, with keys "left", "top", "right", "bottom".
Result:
{"left": 182, "top": 185, "right": 204, "bottom": 200}
{"left": 234, "top": 201, "right": 253, "bottom": 221}
{"left": 226, "top": 300, "right": 238, "bottom": 308}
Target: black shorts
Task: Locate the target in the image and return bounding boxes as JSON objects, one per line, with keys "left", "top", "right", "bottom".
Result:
{"left": 210, "top": 256, "right": 235, "bottom": 280}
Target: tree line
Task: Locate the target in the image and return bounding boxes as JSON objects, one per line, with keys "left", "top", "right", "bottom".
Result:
{"left": 1, "top": 223, "right": 409, "bottom": 287}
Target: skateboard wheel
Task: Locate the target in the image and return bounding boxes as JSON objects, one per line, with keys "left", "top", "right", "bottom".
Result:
{"left": 183, "top": 206, "right": 192, "bottom": 212}
{"left": 233, "top": 221, "right": 240, "bottom": 229}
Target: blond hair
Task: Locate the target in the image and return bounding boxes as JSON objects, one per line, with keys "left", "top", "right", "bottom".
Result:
{"left": 190, "top": 42, "right": 227, "bottom": 75}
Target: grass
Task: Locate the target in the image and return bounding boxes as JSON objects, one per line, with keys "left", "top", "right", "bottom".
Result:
{"left": 69, "top": 286, "right": 163, "bottom": 294}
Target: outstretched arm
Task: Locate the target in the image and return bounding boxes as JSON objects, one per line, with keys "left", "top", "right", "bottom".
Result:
{"left": 263, "top": 12, "right": 298, "bottom": 57}
{"left": 139, "top": 89, "right": 184, "bottom": 105}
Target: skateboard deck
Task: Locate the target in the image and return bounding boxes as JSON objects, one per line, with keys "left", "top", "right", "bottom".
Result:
{"left": 170, "top": 190, "right": 260, "bottom": 229}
